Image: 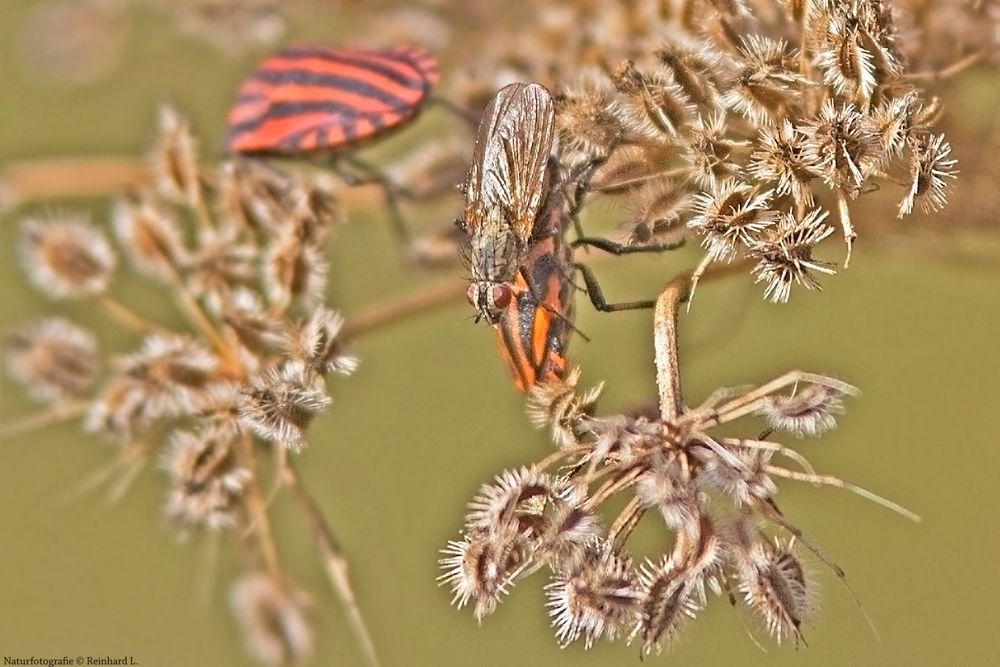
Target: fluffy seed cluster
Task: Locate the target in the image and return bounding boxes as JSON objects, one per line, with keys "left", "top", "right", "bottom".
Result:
{"left": 3, "top": 108, "right": 358, "bottom": 661}
{"left": 442, "top": 352, "right": 917, "bottom": 653}
{"left": 446, "top": 0, "right": 967, "bottom": 302}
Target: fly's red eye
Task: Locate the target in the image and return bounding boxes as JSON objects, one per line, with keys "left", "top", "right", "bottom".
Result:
{"left": 466, "top": 284, "right": 477, "bottom": 307}
{"left": 491, "top": 285, "right": 511, "bottom": 309}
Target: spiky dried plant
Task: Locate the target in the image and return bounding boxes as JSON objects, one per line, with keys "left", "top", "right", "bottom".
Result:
{"left": 434, "top": 0, "right": 988, "bottom": 656}
{"left": 441, "top": 270, "right": 919, "bottom": 653}
{"left": 441, "top": 0, "right": 986, "bottom": 303}
{"left": 2, "top": 108, "right": 376, "bottom": 667}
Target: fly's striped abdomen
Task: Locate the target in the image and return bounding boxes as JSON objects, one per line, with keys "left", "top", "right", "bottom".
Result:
{"left": 226, "top": 45, "right": 439, "bottom": 155}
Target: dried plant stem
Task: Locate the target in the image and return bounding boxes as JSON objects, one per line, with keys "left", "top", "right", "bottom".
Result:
{"left": 0, "top": 156, "right": 387, "bottom": 210}
{"left": 905, "top": 49, "right": 994, "bottom": 81}
{"left": 0, "top": 157, "right": 151, "bottom": 208}
{"left": 166, "top": 271, "right": 243, "bottom": 376}
{"left": 655, "top": 259, "right": 765, "bottom": 421}
{"left": 0, "top": 400, "right": 88, "bottom": 439}
{"left": 341, "top": 278, "right": 465, "bottom": 342}
{"left": 283, "top": 461, "right": 380, "bottom": 667}
{"left": 764, "top": 465, "right": 920, "bottom": 522}
{"left": 239, "top": 435, "right": 283, "bottom": 579}
{"left": 99, "top": 295, "right": 166, "bottom": 334}
{"left": 655, "top": 279, "right": 686, "bottom": 421}
{"left": 608, "top": 497, "right": 645, "bottom": 549}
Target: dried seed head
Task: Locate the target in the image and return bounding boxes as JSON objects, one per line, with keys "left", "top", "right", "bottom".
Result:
{"left": 238, "top": 362, "right": 330, "bottom": 449}
{"left": 590, "top": 143, "right": 675, "bottom": 194}
{"left": 612, "top": 60, "right": 694, "bottom": 139}
{"left": 221, "top": 289, "right": 287, "bottom": 359}
{"left": 5, "top": 318, "right": 99, "bottom": 403}
{"left": 813, "top": 15, "right": 878, "bottom": 101}
{"left": 545, "top": 543, "right": 639, "bottom": 648}
{"left": 465, "top": 467, "right": 555, "bottom": 534}
{"left": 721, "top": 36, "right": 803, "bottom": 126}
{"left": 617, "top": 182, "right": 690, "bottom": 248}
{"left": 85, "top": 375, "right": 152, "bottom": 439}
{"left": 800, "top": 101, "right": 883, "bottom": 197}
{"left": 287, "top": 308, "right": 358, "bottom": 377}
{"left": 683, "top": 112, "right": 744, "bottom": 187}
{"left": 262, "top": 229, "right": 328, "bottom": 310}
{"left": 533, "top": 480, "right": 602, "bottom": 568}
{"left": 161, "top": 422, "right": 251, "bottom": 531}
{"left": 733, "top": 536, "right": 816, "bottom": 645}
{"left": 759, "top": 381, "right": 857, "bottom": 437}
{"left": 656, "top": 42, "right": 722, "bottom": 108}
{"left": 19, "top": 213, "right": 116, "bottom": 298}
{"left": 555, "top": 74, "right": 624, "bottom": 160}
{"left": 230, "top": 572, "right": 313, "bottom": 667}
{"left": 749, "top": 120, "right": 821, "bottom": 207}
{"left": 632, "top": 557, "right": 700, "bottom": 655}
{"left": 867, "top": 93, "right": 916, "bottom": 163}
{"left": 750, "top": 208, "right": 836, "bottom": 302}
{"left": 116, "top": 334, "right": 220, "bottom": 419}
{"left": 898, "top": 133, "right": 958, "bottom": 217}
{"left": 439, "top": 525, "right": 530, "bottom": 621}
{"left": 689, "top": 179, "right": 778, "bottom": 262}
{"left": 526, "top": 369, "right": 603, "bottom": 448}
{"left": 187, "top": 228, "right": 257, "bottom": 311}
{"left": 702, "top": 445, "right": 778, "bottom": 505}
{"left": 635, "top": 455, "right": 700, "bottom": 530}
{"left": 152, "top": 105, "right": 201, "bottom": 205}
{"left": 112, "top": 195, "right": 187, "bottom": 280}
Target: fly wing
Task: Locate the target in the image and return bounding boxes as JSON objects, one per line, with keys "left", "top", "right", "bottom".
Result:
{"left": 464, "top": 83, "right": 555, "bottom": 243}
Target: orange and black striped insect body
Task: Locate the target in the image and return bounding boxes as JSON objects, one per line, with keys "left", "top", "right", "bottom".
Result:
{"left": 494, "top": 223, "right": 576, "bottom": 392}
{"left": 226, "top": 45, "right": 439, "bottom": 155}
{"left": 458, "top": 82, "right": 555, "bottom": 325}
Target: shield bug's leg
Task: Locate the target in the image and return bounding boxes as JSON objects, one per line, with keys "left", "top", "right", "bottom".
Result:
{"left": 573, "top": 262, "right": 656, "bottom": 313}
{"left": 334, "top": 156, "right": 415, "bottom": 242}
{"left": 427, "top": 97, "right": 479, "bottom": 128}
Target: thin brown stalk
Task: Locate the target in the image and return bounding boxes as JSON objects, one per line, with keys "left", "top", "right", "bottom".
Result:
{"left": 341, "top": 278, "right": 465, "bottom": 342}
{"left": 99, "top": 295, "right": 168, "bottom": 335}
{"left": 0, "top": 400, "right": 88, "bottom": 439}
{"left": 282, "top": 461, "right": 381, "bottom": 667}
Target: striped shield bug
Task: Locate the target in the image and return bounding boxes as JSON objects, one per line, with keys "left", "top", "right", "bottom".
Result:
{"left": 226, "top": 44, "right": 440, "bottom": 155}
{"left": 457, "top": 82, "right": 556, "bottom": 325}
{"left": 494, "top": 225, "right": 576, "bottom": 392}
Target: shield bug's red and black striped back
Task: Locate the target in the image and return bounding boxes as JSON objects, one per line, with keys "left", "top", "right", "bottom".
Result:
{"left": 494, "top": 228, "right": 576, "bottom": 392}
{"left": 226, "top": 45, "right": 440, "bottom": 155}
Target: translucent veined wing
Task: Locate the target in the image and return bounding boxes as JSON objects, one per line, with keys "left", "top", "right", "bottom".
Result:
{"left": 464, "top": 82, "right": 555, "bottom": 244}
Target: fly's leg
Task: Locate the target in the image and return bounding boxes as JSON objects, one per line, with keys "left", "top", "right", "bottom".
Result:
{"left": 572, "top": 236, "right": 686, "bottom": 255}
{"left": 574, "top": 262, "right": 656, "bottom": 313}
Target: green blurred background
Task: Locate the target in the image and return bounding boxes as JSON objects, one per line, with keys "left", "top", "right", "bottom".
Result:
{"left": 1, "top": 2, "right": 998, "bottom": 666}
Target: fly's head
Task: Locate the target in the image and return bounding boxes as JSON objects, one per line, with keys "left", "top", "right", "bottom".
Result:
{"left": 463, "top": 213, "right": 522, "bottom": 325}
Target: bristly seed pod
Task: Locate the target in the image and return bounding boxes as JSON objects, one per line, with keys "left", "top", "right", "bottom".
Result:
{"left": 439, "top": 525, "right": 531, "bottom": 621}
{"left": 162, "top": 422, "right": 251, "bottom": 531}
{"left": 898, "top": 133, "right": 958, "bottom": 217}
{"left": 545, "top": 542, "right": 640, "bottom": 648}
{"left": 750, "top": 208, "right": 836, "bottom": 302}
{"left": 5, "top": 318, "right": 100, "bottom": 403}
{"left": 112, "top": 194, "right": 187, "bottom": 281}
{"left": 230, "top": 572, "right": 314, "bottom": 667}
{"left": 18, "top": 213, "right": 116, "bottom": 298}
{"left": 238, "top": 362, "right": 330, "bottom": 449}
{"left": 152, "top": 105, "right": 201, "bottom": 206}
{"left": 758, "top": 381, "right": 858, "bottom": 437}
